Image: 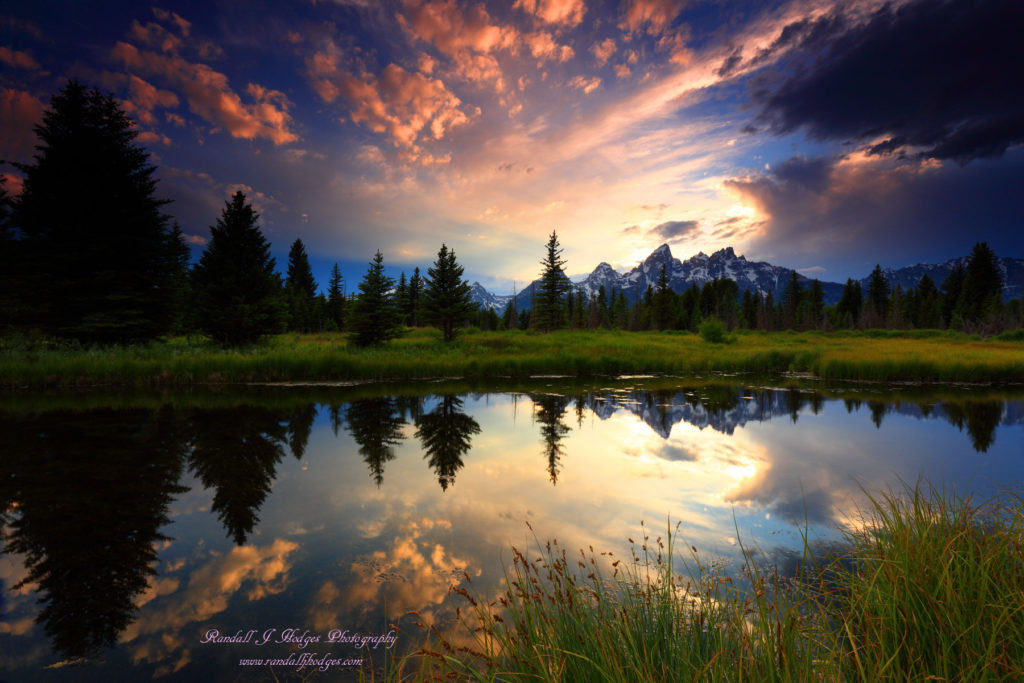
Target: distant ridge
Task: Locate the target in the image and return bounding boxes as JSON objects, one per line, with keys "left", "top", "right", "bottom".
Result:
{"left": 468, "top": 245, "right": 1024, "bottom": 313}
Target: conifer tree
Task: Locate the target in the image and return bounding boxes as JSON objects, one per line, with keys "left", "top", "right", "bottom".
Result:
{"left": 836, "top": 279, "right": 863, "bottom": 328}
{"left": 395, "top": 272, "right": 408, "bottom": 324}
{"left": 191, "top": 191, "right": 285, "bottom": 346}
{"left": 0, "top": 178, "right": 21, "bottom": 332}
{"left": 865, "top": 265, "right": 890, "bottom": 326}
{"left": 423, "top": 244, "right": 476, "bottom": 342}
{"left": 782, "top": 271, "right": 803, "bottom": 329}
{"left": 13, "top": 80, "right": 185, "bottom": 342}
{"left": 913, "top": 274, "right": 942, "bottom": 328}
{"left": 653, "top": 264, "right": 673, "bottom": 330}
{"left": 285, "top": 239, "right": 318, "bottom": 332}
{"left": 348, "top": 251, "right": 403, "bottom": 347}
{"left": 807, "top": 279, "right": 825, "bottom": 329}
{"left": 534, "top": 231, "right": 570, "bottom": 332}
{"left": 407, "top": 267, "right": 423, "bottom": 327}
{"left": 326, "top": 263, "right": 345, "bottom": 330}
{"left": 958, "top": 242, "right": 1003, "bottom": 326}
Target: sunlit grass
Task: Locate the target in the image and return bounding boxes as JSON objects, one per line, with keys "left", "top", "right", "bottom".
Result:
{"left": 2, "top": 328, "right": 1022, "bottom": 387}
{"left": 386, "top": 484, "right": 1024, "bottom": 682}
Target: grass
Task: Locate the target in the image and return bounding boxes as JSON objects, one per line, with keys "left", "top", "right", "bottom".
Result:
{"left": 383, "top": 483, "right": 1024, "bottom": 681}
{"left": 1, "top": 327, "right": 1023, "bottom": 388}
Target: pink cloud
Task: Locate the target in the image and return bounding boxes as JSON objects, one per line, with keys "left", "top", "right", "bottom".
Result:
{"left": 152, "top": 7, "right": 191, "bottom": 36}
{"left": 121, "top": 75, "right": 179, "bottom": 125}
{"left": 0, "top": 88, "right": 46, "bottom": 161}
{"left": 112, "top": 41, "right": 298, "bottom": 145}
{"left": 136, "top": 130, "right": 172, "bottom": 146}
{"left": 526, "top": 31, "right": 574, "bottom": 63}
{"left": 129, "top": 20, "right": 184, "bottom": 53}
{"left": 614, "top": 63, "right": 631, "bottom": 78}
{"left": 0, "top": 46, "right": 41, "bottom": 71}
{"left": 619, "top": 0, "right": 686, "bottom": 36}
{"left": 452, "top": 51, "right": 506, "bottom": 91}
{"left": 514, "top": 0, "right": 586, "bottom": 27}
{"left": 339, "top": 63, "right": 476, "bottom": 162}
{"left": 568, "top": 75, "right": 601, "bottom": 94}
{"left": 399, "top": 0, "right": 517, "bottom": 56}
{"left": 591, "top": 38, "right": 616, "bottom": 66}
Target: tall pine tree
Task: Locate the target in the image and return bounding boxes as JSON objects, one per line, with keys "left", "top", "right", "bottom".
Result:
{"left": 191, "top": 191, "right": 285, "bottom": 346}
{"left": 326, "top": 263, "right": 345, "bottom": 330}
{"left": 958, "top": 242, "right": 1003, "bottom": 326}
{"left": 423, "top": 243, "right": 476, "bottom": 342}
{"left": 285, "top": 238, "right": 318, "bottom": 332}
{"left": 534, "top": 231, "right": 570, "bottom": 332}
{"left": 12, "top": 80, "right": 185, "bottom": 343}
{"left": 348, "top": 250, "right": 403, "bottom": 347}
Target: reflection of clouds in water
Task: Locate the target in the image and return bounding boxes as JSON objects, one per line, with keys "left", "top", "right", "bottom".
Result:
{"left": 331, "top": 517, "right": 475, "bottom": 629}
{"left": 0, "top": 551, "right": 38, "bottom": 644}
{"left": 121, "top": 538, "right": 298, "bottom": 677}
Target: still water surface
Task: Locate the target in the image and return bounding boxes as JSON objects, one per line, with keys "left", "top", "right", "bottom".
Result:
{"left": 1, "top": 379, "right": 1022, "bottom": 680}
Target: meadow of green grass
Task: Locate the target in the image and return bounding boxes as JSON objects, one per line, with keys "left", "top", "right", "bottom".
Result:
{"left": 389, "top": 484, "right": 1024, "bottom": 682}
{"left": 2, "top": 327, "right": 1023, "bottom": 388}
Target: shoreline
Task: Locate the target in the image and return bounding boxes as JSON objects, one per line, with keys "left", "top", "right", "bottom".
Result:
{"left": 2, "top": 328, "right": 1023, "bottom": 389}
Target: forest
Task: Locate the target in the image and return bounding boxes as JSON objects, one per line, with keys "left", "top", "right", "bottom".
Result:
{"left": 3, "top": 81, "right": 1022, "bottom": 350}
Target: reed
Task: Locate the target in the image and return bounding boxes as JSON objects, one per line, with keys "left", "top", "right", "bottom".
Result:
{"left": 402, "top": 484, "right": 1024, "bottom": 682}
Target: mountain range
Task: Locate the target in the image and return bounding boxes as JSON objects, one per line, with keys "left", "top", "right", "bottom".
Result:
{"left": 468, "top": 245, "right": 1024, "bottom": 314}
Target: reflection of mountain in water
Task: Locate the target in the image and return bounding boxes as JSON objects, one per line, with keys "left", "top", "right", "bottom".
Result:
{"left": 585, "top": 387, "right": 1023, "bottom": 452}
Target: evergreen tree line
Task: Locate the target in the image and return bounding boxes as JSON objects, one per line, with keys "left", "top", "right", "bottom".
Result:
{"left": 0, "top": 81, "right": 484, "bottom": 348}
{"left": 3, "top": 82, "right": 1020, "bottom": 348}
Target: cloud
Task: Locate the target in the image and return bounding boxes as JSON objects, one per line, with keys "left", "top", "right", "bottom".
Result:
{"left": 651, "top": 219, "right": 699, "bottom": 241}
{"left": 725, "top": 149, "right": 1024, "bottom": 270}
{"left": 514, "top": 0, "right": 586, "bottom": 27}
{"left": 0, "top": 87, "right": 46, "bottom": 162}
{"left": 525, "top": 31, "right": 574, "bottom": 63}
{"left": 120, "top": 75, "right": 179, "bottom": 125}
{"left": 152, "top": 7, "right": 191, "bottom": 37}
{"left": 121, "top": 539, "right": 298, "bottom": 677}
{"left": 129, "top": 19, "right": 184, "bottom": 54}
{"left": 0, "top": 46, "right": 41, "bottom": 71}
{"left": 614, "top": 63, "right": 631, "bottom": 79}
{"left": 111, "top": 41, "right": 298, "bottom": 144}
{"left": 452, "top": 51, "right": 506, "bottom": 91}
{"left": 797, "top": 266, "right": 826, "bottom": 277}
{"left": 568, "top": 75, "right": 601, "bottom": 94}
{"left": 338, "top": 64, "right": 475, "bottom": 162}
{"left": 136, "top": 130, "right": 171, "bottom": 145}
{"left": 591, "top": 38, "right": 616, "bottom": 66}
{"left": 619, "top": 0, "right": 686, "bottom": 36}
{"left": 752, "top": 0, "right": 1024, "bottom": 164}
{"left": 399, "top": 0, "right": 518, "bottom": 56}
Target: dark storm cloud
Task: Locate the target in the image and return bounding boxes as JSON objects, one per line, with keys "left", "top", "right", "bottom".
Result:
{"left": 726, "top": 149, "right": 1024, "bottom": 271}
{"left": 753, "top": 0, "right": 1024, "bottom": 164}
{"left": 651, "top": 219, "right": 699, "bottom": 241}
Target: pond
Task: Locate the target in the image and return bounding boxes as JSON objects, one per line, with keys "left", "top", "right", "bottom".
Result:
{"left": 1, "top": 378, "right": 1022, "bottom": 681}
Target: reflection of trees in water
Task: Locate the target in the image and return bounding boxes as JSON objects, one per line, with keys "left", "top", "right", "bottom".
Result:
{"left": 0, "top": 408, "right": 188, "bottom": 662}
{"left": 346, "top": 398, "right": 406, "bottom": 487}
{"left": 944, "top": 401, "right": 1004, "bottom": 453}
{"left": 533, "top": 394, "right": 571, "bottom": 485}
{"left": 287, "top": 404, "right": 316, "bottom": 459}
{"left": 414, "top": 395, "right": 481, "bottom": 491}
{"left": 188, "top": 405, "right": 309, "bottom": 545}
{"left": 868, "top": 401, "right": 888, "bottom": 429}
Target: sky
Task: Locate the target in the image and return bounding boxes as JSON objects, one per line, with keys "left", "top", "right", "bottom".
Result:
{"left": 2, "top": 0, "right": 1022, "bottom": 294}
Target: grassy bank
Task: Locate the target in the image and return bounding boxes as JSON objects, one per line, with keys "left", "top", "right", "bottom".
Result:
{"left": 402, "top": 485, "right": 1024, "bottom": 681}
{"left": 2, "top": 328, "right": 1023, "bottom": 387}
